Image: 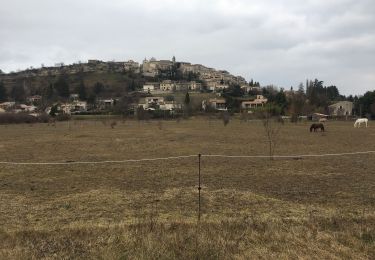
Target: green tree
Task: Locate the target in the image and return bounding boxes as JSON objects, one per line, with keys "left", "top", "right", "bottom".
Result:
{"left": 297, "top": 82, "right": 305, "bottom": 94}
{"left": 357, "top": 91, "right": 375, "bottom": 117}
{"left": 165, "top": 95, "right": 174, "bottom": 101}
{"left": 326, "top": 85, "right": 340, "bottom": 100}
{"left": 288, "top": 85, "right": 307, "bottom": 122}
{"left": 77, "top": 80, "right": 87, "bottom": 100}
{"left": 249, "top": 79, "right": 254, "bottom": 86}
{"left": 274, "top": 89, "right": 288, "bottom": 114}
{"left": 44, "top": 83, "right": 54, "bottom": 100}
{"left": 94, "top": 82, "right": 104, "bottom": 95}
{"left": 224, "top": 84, "right": 243, "bottom": 97}
{"left": 11, "top": 84, "right": 25, "bottom": 102}
{"left": 184, "top": 92, "right": 191, "bottom": 117}
{"left": 54, "top": 76, "right": 70, "bottom": 98}
{"left": 87, "top": 93, "right": 97, "bottom": 105}
{"left": 184, "top": 92, "right": 190, "bottom": 106}
{"left": 0, "top": 81, "right": 7, "bottom": 101}
{"left": 49, "top": 104, "right": 58, "bottom": 117}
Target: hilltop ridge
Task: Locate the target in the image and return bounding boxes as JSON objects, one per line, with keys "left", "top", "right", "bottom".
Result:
{"left": 0, "top": 57, "right": 248, "bottom": 95}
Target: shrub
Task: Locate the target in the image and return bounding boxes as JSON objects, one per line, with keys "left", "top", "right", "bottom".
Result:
{"left": 55, "top": 113, "right": 71, "bottom": 121}
{"left": 0, "top": 113, "right": 52, "bottom": 124}
{"left": 110, "top": 121, "right": 117, "bottom": 129}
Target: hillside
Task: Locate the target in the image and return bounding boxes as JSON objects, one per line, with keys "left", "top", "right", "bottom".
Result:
{"left": 0, "top": 58, "right": 248, "bottom": 102}
{"left": 0, "top": 70, "right": 146, "bottom": 100}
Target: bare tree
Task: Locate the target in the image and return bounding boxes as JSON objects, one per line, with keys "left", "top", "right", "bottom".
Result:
{"left": 222, "top": 111, "right": 230, "bottom": 126}
{"left": 257, "top": 105, "right": 283, "bottom": 160}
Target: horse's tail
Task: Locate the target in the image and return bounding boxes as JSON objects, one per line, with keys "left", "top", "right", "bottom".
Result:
{"left": 321, "top": 125, "right": 325, "bottom": 131}
{"left": 310, "top": 126, "right": 313, "bottom": 132}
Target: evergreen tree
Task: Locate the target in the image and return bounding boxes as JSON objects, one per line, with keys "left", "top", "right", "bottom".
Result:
{"left": 11, "top": 83, "right": 25, "bottom": 102}
{"left": 49, "top": 104, "right": 58, "bottom": 117}
{"left": 357, "top": 91, "right": 375, "bottom": 117}
{"left": 274, "top": 89, "right": 288, "bottom": 114}
{"left": 225, "top": 84, "right": 243, "bottom": 97}
{"left": 249, "top": 79, "right": 254, "bottom": 86}
{"left": 297, "top": 83, "right": 305, "bottom": 94}
{"left": 54, "top": 76, "right": 70, "bottom": 98}
{"left": 184, "top": 92, "right": 191, "bottom": 117}
{"left": 94, "top": 82, "right": 104, "bottom": 95}
{"left": 184, "top": 92, "right": 190, "bottom": 106}
{"left": 326, "top": 85, "right": 340, "bottom": 100}
{"left": 87, "top": 93, "right": 97, "bottom": 105}
{"left": 77, "top": 80, "right": 87, "bottom": 100}
{"left": 0, "top": 81, "right": 7, "bottom": 101}
{"left": 44, "top": 83, "right": 54, "bottom": 100}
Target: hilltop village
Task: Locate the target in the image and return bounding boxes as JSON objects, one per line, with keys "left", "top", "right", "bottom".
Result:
{"left": 0, "top": 56, "right": 373, "bottom": 121}
{"left": 0, "top": 57, "right": 265, "bottom": 117}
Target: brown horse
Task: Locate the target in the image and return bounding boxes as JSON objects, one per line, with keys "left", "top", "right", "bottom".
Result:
{"left": 310, "top": 123, "right": 324, "bottom": 132}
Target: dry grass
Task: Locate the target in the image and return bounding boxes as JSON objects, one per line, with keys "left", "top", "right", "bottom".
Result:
{"left": 0, "top": 118, "right": 374, "bottom": 259}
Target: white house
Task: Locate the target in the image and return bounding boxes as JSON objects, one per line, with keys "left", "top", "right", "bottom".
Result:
{"left": 189, "top": 81, "right": 202, "bottom": 91}
{"left": 328, "top": 101, "right": 353, "bottom": 116}
{"left": 160, "top": 101, "right": 182, "bottom": 111}
{"left": 160, "top": 80, "right": 175, "bottom": 91}
{"left": 241, "top": 85, "right": 261, "bottom": 93}
{"left": 202, "top": 98, "right": 227, "bottom": 111}
{"left": 145, "top": 97, "right": 164, "bottom": 104}
{"left": 70, "top": 93, "right": 79, "bottom": 101}
{"left": 143, "top": 84, "right": 155, "bottom": 92}
{"left": 97, "top": 98, "right": 115, "bottom": 109}
{"left": 18, "top": 104, "right": 37, "bottom": 112}
{"left": 72, "top": 101, "right": 87, "bottom": 112}
{"left": 27, "top": 95, "right": 42, "bottom": 104}
{"left": 241, "top": 95, "right": 268, "bottom": 109}
{"left": 138, "top": 97, "right": 181, "bottom": 111}
{"left": 0, "top": 102, "right": 16, "bottom": 110}
{"left": 46, "top": 100, "right": 87, "bottom": 115}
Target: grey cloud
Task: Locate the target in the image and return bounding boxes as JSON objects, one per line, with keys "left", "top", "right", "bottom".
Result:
{"left": 0, "top": 0, "right": 374, "bottom": 95}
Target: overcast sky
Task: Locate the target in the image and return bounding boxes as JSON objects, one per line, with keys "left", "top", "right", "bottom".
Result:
{"left": 1, "top": 0, "right": 374, "bottom": 95}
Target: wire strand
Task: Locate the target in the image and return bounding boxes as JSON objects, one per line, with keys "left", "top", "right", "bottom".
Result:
{"left": 203, "top": 151, "right": 375, "bottom": 159}
{"left": 0, "top": 151, "right": 374, "bottom": 165}
{"left": 0, "top": 155, "right": 197, "bottom": 165}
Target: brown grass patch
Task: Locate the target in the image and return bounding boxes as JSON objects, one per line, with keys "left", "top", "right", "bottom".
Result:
{"left": 0, "top": 119, "right": 374, "bottom": 258}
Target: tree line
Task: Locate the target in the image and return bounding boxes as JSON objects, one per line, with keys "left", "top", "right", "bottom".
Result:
{"left": 0, "top": 75, "right": 374, "bottom": 118}
{"left": 221, "top": 78, "right": 375, "bottom": 118}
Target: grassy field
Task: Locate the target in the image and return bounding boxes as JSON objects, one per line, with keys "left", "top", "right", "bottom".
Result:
{"left": 0, "top": 118, "right": 374, "bottom": 259}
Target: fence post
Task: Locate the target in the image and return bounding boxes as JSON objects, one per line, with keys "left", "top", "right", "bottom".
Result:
{"left": 198, "top": 153, "right": 201, "bottom": 221}
{"left": 198, "top": 154, "right": 202, "bottom": 221}
{"left": 196, "top": 154, "right": 202, "bottom": 260}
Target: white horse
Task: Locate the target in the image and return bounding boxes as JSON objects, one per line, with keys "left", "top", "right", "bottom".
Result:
{"left": 354, "top": 118, "right": 368, "bottom": 128}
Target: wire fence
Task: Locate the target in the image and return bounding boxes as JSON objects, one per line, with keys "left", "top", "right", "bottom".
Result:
{"left": 1, "top": 150, "right": 375, "bottom": 165}
{"left": 1, "top": 150, "right": 374, "bottom": 222}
